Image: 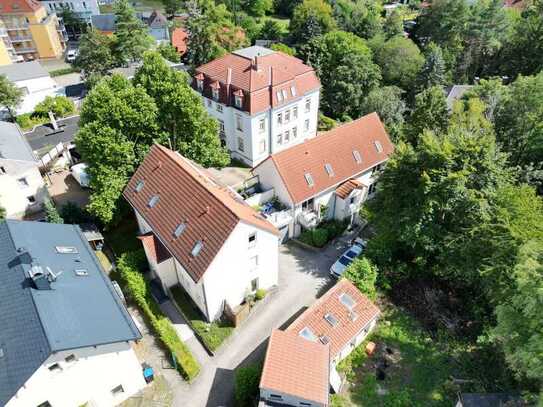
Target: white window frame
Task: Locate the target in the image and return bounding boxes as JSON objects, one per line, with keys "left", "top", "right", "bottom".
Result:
{"left": 304, "top": 119, "right": 310, "bottom": 132}
{"left": 234, "top": 95, "right": 243, "bottom": 108}
{"left": 293, "top": 106, "right": 298, "bottom": 119}
{"left": 277, "top": 112, "right": 282, "bottom": 125}
{"left": 237, "top": 136, "right": 244, "bottom": 152}
{"left": 259, "top": 139, "right": 266, "bottom": 153}
{"left": 236, "top": 115, "right": 242, "bottom": 131}
{"left": 259, "top": 118, "right": 265, "bottom": 133}
{"left": 305, "top": 98, "right": 311, "bottom": 113}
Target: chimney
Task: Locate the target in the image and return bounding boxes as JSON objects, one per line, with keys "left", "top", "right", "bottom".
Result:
{"left": 226, "top": 67, "right": 232, "bottom": 85}
{"left": 253, "top": 56, "right": 262, "bottom": 71}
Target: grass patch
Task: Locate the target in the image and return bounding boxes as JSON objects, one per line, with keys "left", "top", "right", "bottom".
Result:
{"left": 16, "top": 114, "right": 49, "bottom": 131}
{"left": 104, "top": 215, "right": 141, "bottom": 256}
{"left": 50, "top": 67, "right": 79, "bottom": 77}
{"left": 118, "top": 251, "right": 200, "bottom": 381}
{"left": 171, "top": 285, "right": 234, "bottom": 352}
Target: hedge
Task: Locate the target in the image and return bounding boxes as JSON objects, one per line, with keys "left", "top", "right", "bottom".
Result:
{"left": 234, "top": 364, "right": 262, "bottom": 407}
{"left": 299, "top": 220, "right": 348, "bottom": 248}
{"left": 117, "top": 251, "right": 200, "bottom": 381}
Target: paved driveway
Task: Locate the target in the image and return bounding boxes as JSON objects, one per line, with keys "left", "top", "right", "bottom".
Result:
{"left": 162, "top": 237, "right": 353, "bottom": 407}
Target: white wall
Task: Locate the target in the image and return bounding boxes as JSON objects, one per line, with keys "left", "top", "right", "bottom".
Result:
{"left": 202, "top": 222, "right": 279, "bottom": 321}
{"left": 260, "top": 387, "right": 327, "bottom": 407}
{"left": 13, "top": 76, "right": 62, "bottom": 115}
{"left": 44, "top": 0, "right": 100, "bottom": 21}
{"left": 331, "top": 318, "right": 377, "bottom": 367}
{"left": 7, "top": 342, "right": 145, "bottom": 407}
{"left": 201, "top": 88, "right": 320, "bottom": 167}
{"left": 0, "top": 159, "right": 47, "bottom": 219}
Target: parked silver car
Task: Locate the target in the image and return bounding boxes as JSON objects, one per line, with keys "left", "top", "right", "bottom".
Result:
{"left": 330, "top": 238, "right": 367, "bottom": 278}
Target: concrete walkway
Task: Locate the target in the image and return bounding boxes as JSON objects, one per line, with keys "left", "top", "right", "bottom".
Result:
{"left": 164, "top": 240, "right": 350, "bottom": 406}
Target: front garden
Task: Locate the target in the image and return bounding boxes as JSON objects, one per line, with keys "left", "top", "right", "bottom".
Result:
{"left": 299, "top": 219, "right": 349, "bottom": 248}
{"left": 16, "top": 95, "right": 76, "bottom": 130}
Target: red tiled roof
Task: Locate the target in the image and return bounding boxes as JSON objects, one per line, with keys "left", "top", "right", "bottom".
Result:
{"left": 138, "top": 233, "right": 172, "bottom": 264}
{"left": 171, "top": 28, "right": 188, "bottom": 55}
{"left": 194, "top": 48, "right": 320, "bottom": 114}
{"left": 256, "top": 112, "right": 394, "bottom": 204}
{"left": 287, "top": 279, "right": 380, "bottom": 359}
{"left": 0, "top": 0, "right": 41, "bottom": 13}
{"left": 123, "top": 144, "right": 278, "bottom": 282}
{"left": 335, "top": 179, "right": 365, "bottom": 200}
{"left": 260, "top": 330, "right": 330, "bottom": 405}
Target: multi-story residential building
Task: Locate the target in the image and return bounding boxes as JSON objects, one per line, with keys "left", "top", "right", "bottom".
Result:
{"left": 0, "top": 121, "right": 48, "bottom": 219}
{"left": 0, "top": 220, "right": 145, "bottom": 407}
{"left": 252, "top": 112, "right": 394, "bottom": 240}
{"left": 0, "top": 60, "right": 62, "bottom": 114}
{"left": 259, "top": 279, "right": 380, "bottom": 405}
{"left": 123, "top": 144, "right": 280, "bottom": 322}
{"left": 40, "top": 0, "right": 100, "bottom": 23}
{"left": 193, "top": 45, "right": 321, "bottom": 167}
{"left": 0, "top": 0, "right": 66, "bottom": 62}
{"left": 0, "top": 20, "right": 21, "bottom": 64}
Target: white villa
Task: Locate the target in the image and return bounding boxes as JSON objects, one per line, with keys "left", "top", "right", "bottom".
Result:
{"left": 193, "top": 45, "right": 321, "bottom": 167}
{"left": 251, "top": 112, "right": 394, "bottom": 241}
{"left": 123, "top": 144, "right": 280, "bottom": 322}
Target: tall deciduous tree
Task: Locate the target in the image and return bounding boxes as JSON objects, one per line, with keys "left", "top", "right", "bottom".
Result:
{"left": 332, "top": 0, "right": 383, "bottom": 39}
{"left": 406, "top": 86, "right": 449, "bottom": 146}
{"left": 375, "top": 36, "right": 424, "bottom": 91}
{"left": 343, "top": 257, "right": 378, "bottom": 300}
{"left": 417, "top": 42, "right": 447, "bottom": 91}
{"left": 0, "top": 75, "right": 22, "bottom": 120}
{"left": 361, "top": 86, "right": 406, "bottom": 142}
{"left": 113, "top": 0, "right": 153, "bottom": 64}
{"left": 75, "top": 28, "right": 116, "bottom": 77}
{"left": 301, "top": 31, "right": 381, "bottom": 119}
{"left": 289, "top": 0, "right": 336, "bottom": 44}
{"left": 133, "top": 52, "right": 230, "bottom": 168}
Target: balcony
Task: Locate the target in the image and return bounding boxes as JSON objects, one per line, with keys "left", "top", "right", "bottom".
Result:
{"left": 6, "top": 24, "right": 29, "bottom": 31}
{"left": 9, "top": 35, "right": 33, "bottom": 42}
{"left": 14, "top": 47, "right": 37, "bottom": 54}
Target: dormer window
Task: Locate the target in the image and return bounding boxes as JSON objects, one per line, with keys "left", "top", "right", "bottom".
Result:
{"left": 276, "top": 90, "right": 283, "bottom": 102}
{"left": 234, "top": 90, "right": 243, "bottom": 109}
{"left": 212, "top": 88, "right": 219, "bottom": 101}
{"left": 196, "top": 79, "right": 203, "bottom": 92}
{"left": 374, "top": 140, "right": 383, "bottom": 153}
{"left": 291, "top": 86, "right": 296, "bottom": 97}
{"left": 282, "top": 89, "right": 288, "bottom": 100}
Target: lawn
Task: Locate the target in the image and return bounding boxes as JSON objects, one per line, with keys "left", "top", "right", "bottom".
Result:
{"left": 103, "top": 215, "right": 141, "bottom": 257}
{"left": 171, "top": 285, "right": 234, "bottom": 352}
{"left": 334, "top": 299, "right": 515, "bottom": 407}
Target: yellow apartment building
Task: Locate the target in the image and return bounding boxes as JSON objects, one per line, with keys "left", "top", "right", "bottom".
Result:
{"left": 0, "top": 0, "right": 66, "bottom": 62}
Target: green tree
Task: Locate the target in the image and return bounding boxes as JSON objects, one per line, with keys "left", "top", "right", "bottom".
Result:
{"left": 133, "top": 52, "right": 229, "bottom": 167}
{"left": 375, "top": 36, "right": 424, "bottom": 91}
{"left": 332, "top": 0, "right": 383, "bottom": 39}
{"left": 34, "top": 96, "right": 75, "bottom": 118}
{"left": 158, "top": 42, "right": 180, "bottom": 63}
{"left": 343, "top": 257, "right": 378, "bottom": 300}
{"left": 301, "top": 31, "right": 381, "bottom": 119}
{"left": 289, "top": 0, "right": 336, "bottom": 44}
{"left": 406, "top": 86, "right": 449, "bottom": 145}
{"left": 234, "top": 364, "right": 262, "bottom": 407}
{"left": 258, "top": 20, "right": 283, "bottom": 41}
{"left": 76, "top": 74, "right": 162, "bottom": 223}
{"left": 246, "top": 0, "right": 273, "bottom": 17}
{"left": 112, "top": 0, "right": 153, "bottom": 64}
{"left": 59, "top": 6, "right": 86, "bottom": 38}
{"left": 44, "top": 199, "right": 64, "bottom": 224}
{"left": 0, "top": 74, "right": 23, "bottom": 120}
{"left": 162, "top": 0, "right": 183, "bottom": 16}
{"left": 417, "top": 42, "right": 447, "bottom": 91}
{"left": 270, "top": 42, "right": 295, "bottom": 55}
{"left": 384, "top": 9, "right": 404, "bottom": 39}
{"left": 362, "top": 86, "right": 406, "bottom": 142}
{"left": 463, "top": 77, "right": 507, "bottom": 123}
{"left": 75, "top": 28, "right": 116, "bottom": 77}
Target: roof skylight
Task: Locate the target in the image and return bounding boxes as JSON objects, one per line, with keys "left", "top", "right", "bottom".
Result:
{"left": 55, "top": 246, "right": 78, "bottom": 254}
{"left": 324, "top": 163, "right": 334, "bottom": 177}
{"left": 374, "top": 140, "right": 383, "bottom": 153}
{"left": 353, "top": 150, "right": 362, "bottom": 164}
{"left": 324, "top": 313, "right": 338, "bottom": 327}
{"left": 339, "top": 293, "right": 356, "bottom": 310}
{"left": 135, "top": 180, "right": 144, "bottom": 192}
{"left": 304, "top": 172, "right": 314, "bottom": 187}
{"left": 191, "top": 240, "right": 203, "bottom": 257}
{"left": 319, "top": 335, "right": 330, "bottom": 345}
{"left": 148, "top": 195, "right": 160, "bottom": 208}
{"left": 299, "top": 327, "right": 317, "bottom": 342}
{"left": 174, "top": 223, "right": 187, "bottom": 238}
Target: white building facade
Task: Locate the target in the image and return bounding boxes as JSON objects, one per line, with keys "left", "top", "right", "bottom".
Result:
{"left": 41, "top": 0, "right": 100, "bottom": 22}
{"left": 7, "top": 342, "right": 145, "bottom": 407}
{"left": 194, "top": 46, "right": 321, "bottom": 167}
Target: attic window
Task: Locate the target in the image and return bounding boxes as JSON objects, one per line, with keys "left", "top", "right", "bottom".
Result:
{"left": 339, "top": 293, "right": 356, "bottom": 310}
{"left": 196, "top": 79, "right": 203, "bottom": 91}
{"left": 135, "top": 180, "right": 144, "bottom": 192}
{"left": 212, "top": 87, "right": 219, "bottom": 101}
{"left": 353, "top": 150, "right": 362, "bottom": 164}
{"left": 173, "top": 223, "right": 186, "bottom": 238}
{"left": 324, "top": 313, "right": 338, "bottom": 327}
{"left": 74, "top": 269, "right": 89, "bottom": 277}
{"left": 148, "top": 195, "right": 160, "bottom": 208}
{"left": 56, "top": 246, "right": 78, "bottom": 254}
{"left": 304, "top": 172, "right": 314, "bottom": 187}
{"left": 234, "top": 95, "right": 243, "bottom": 108}
{"left": 324, "top": 163, "right": 334, "bottom": 177}
{"left": 191, "top": 240, "right": 203, "bottom": 257}
{"left": 276, "top": 90, "right": 283, "bottom": 102}
{"left": 374, "top": 141, "right": 383, "bottom": 153}
{"left": 299, "top": 327, "right": 317, "bottom": 342}
{"left": 281, "top": 89, "right": 288, "bottom": 99}
{"left": 291, "top": 86, "right": 296, "bottom": 97}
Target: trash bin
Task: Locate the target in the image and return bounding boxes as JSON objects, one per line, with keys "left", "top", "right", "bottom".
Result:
{"left": 142, "top": 362, "right": 154, "bottom": 383}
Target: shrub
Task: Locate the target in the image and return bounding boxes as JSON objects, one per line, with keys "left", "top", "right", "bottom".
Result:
{"left": 44, "top": 199, "right": 64, "bottom": 224}
{"left": 50, "top": 67, "right": 78, "bottom": 77}
{"left": 34, "top": 96, "right": 75, "bottom": 118}
{"left": 16, "top": 113, "right": 47, "bottom": 130}
{"left": 117, "top": 251, "right": 200, "bottom": 380}
{"left": 343, "top": 257, "right": 378, "bottom": 300}
{"left": 255, "top": 288, "right": 266, "bottom": 301}
{"left": 234, "top": 364, "right": 262, "bottom": 407}
{"left": 312, "top": 228, "right": 329, "bottom": 247}
{"left": 60, "top": 201, "right": 93, "bottom": 224}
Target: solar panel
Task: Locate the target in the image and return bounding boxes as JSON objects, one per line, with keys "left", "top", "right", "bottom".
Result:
{"left": 339, "top": 293, "right": 356, "bottom": 310}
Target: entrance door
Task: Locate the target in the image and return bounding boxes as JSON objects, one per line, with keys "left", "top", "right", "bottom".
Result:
{"left": 251, "top": 277, "right": 259, "bottom": 292}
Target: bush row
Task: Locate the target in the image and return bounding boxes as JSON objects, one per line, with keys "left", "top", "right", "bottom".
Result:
{"left": 117, "top": 251, "right": 200, "bottom": 381}
{"left": 299, "top": 220, "right": 349, "bottom": 248}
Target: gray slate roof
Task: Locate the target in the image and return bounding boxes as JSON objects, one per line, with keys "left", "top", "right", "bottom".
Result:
{"left": 91, "top": 13, "right": 117, "bottom": 31}
{"left": 0, "top": 220, "right": 141, "bottom": 406}
{"left": 458, "top": 393, "right": 524, "bottom": 407}
{"left": 0, "top": 121, "right": 37, "bottom": 162}
{"left": 0, "top": 61, "right": 49, "bottom": 82}
{"left": 24, "top": 116, "right": 79, "bottom": 157}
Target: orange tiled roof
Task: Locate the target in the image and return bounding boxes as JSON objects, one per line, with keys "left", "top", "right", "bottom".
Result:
{"left": 257, "top": 112, "right": 394, "bottom": 204}
{"left": 194, "top": 48, "right": 320, "bottom": 115}
{"left": 138, "top": 233, "right": 172, "bottom": 264}
{"left": 287, "top": 279, "right": 380, "bottom": 359}
{"left": 0, "top": 0, "right": 41, "bottom": 13}
{"left": 123, "top": 144, "right": 278, "bottom": 282}
{"left": 260, "top": 329, "right": 330, "bottom": 405}
{"left": 171, "top": 27, "right": 188, "bottom": 55}
{"left": 335, "top": 179, "right": 365, "bottom": 200}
